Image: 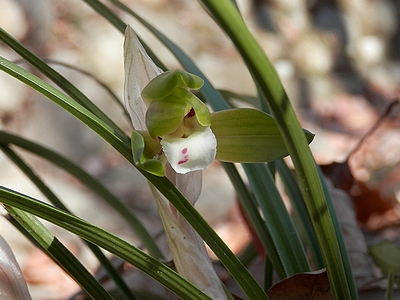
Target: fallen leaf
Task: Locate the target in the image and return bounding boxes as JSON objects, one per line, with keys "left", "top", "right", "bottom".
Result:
{"left": 325, "top": 178, "right": 376, "bottom": 288}
{"left": 321, "top": 160, "right": 395, "bottom": 224}
{"left": 350, "top": 180, "right": 395, "bottom": 224}
{"left": 267, "top": 269, "right": 333, "bottom": 300}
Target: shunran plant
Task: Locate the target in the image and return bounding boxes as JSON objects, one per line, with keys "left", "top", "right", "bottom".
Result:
{"left": 0, "top": 0, "right": 359, "bottom": 299}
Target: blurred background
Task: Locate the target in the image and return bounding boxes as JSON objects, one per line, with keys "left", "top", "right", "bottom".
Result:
{"left": 0, "top": 0, "right": 400, "bottom": 298}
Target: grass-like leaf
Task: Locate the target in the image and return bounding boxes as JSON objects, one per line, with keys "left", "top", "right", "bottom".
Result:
{"left": 4, "top": 206, "right": 114, "bottom": 299}
{"left": 0, "top": 55, "right": 131, "bottom": 156}
{"left": 221, "top": 162, "right": 284, "bottom": 276}
{"left": 0, "top": 130, "right": 164, "bottom": 260}
{"left": 0, "top": 29, "right": 125, "bottom": 139}
{"left": 1, "top": 145, "right": 138, "bottom": 299}
{"left": 0, "top": 187, "right": 212, "bottom": 300}
{"left": 198, "top": 0, "right": 357, "bottom": 298}
{"left": 41, "top": 58, "right": 131, "bottom": 121}
{"left": 242, "top": 163, "right": 310, "bottom": 277}
{"left": 276, "top": 160, "right": 324, "bottom": 269}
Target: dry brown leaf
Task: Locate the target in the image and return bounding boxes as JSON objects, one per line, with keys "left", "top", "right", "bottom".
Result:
{"left": 267, "top": 269, "right": 333, "bottom": 300}
{"left": 321, "top": 160, "right": 396, "bottom": 224}
{"left": 350, "top": 180, "right": 395, "bottom": 224}
{"left": 325, "top": 178, "right": 376, "bottom": 288}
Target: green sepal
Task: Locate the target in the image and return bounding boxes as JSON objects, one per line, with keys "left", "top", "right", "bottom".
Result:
{"left": 141, "top": 70, "right": 204, "bottom": 102}
{"left": 211, "top": 108, "right": 314, "bottom": 163}
{"left": 140, "top": 159, "right": 166, "bottom": 177}
{"left": 131, "top": 130, "right": 145, "bottom": 165}
{"left": 131, "top": 131, "right": 165, "bottom": 176}
{"left": 139, "top": 131, "right": 162, "bottom": 160}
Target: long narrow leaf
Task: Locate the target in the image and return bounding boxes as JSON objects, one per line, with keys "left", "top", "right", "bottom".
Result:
{"left": 1, "top": 145, "right": 138, "bottom": 300}
{"left": 276, "top": 159, "right": 324, "bottom": 269}
{"left": 0, "top": 130, "right": 164, "bottom": 260}
{"left": 0, "top": 187, "right": 212, "bottom": 300}
{"left": 41, "top": 58, "right": 131, "bottom": 122}
{"left": 0, "top": 55, "right": 131, "bottom": 155}
{"left": 317, "top": 165, "right": 358, "bottom": 296}
{"left": 4, "top": 206, "right": 114, "bottom": 300}
{"left": 0, "top": 29, "right": 125, "bottom": 139}
{"left": 221, "top": 162, "right": 284, "bottom": 276}
{"left": 242, "top": 163, "right": 310, "bottom": 277}
{"left": 198, "top": 1, "right": 356, "bottom": 298}
{"left": 83, "top": 0, "right": 167, "bottom": 71}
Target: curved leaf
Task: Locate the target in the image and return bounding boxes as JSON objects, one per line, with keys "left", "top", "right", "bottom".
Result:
{"left": 0, "top": 187, "right": 212, "bottom": 300}
{"left": 211, "top": 109, "right": 314, "bottom": 162}
{"left": 0, "top": 130, "right": 164, "bottom": 260}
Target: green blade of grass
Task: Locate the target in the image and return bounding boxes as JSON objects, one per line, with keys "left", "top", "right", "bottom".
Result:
{"left": 0, "top": 130, "right": 164, "bottom": 260}
{"left": 4, "top": 206, "right": 114, "bottom": 300}
{"left": 40, "top": 58, "right": 131, "bottom": 122}
{"left": 242, "top": 163, "right": 310, "bottom": 277}
{"left": 0, "top": 29, "right": 125, "bottom": 139}
{"left": 0, "top": 55, "right": 131, "bottom": 156}
{"left": 317, "top": 165, "right": 357, "bottom": 295}
{"left": 1, "top": 145, "right": 139, "bottom": 300}
{"left": 385, "top": 270, "right": 394, "bottom": 300}
{"left": 221, "top": 162, "right": 285, "bottom": 277}
{"left": 276, "top": 159, "right": 324, "bottom": 269}
{"left": 0, "top": 187, "right": 212, "bottom": 300}
{"left": 198, "top": 0, "right": 356, "bottom": 298}
{"left": 83, "top": 0, "right": 167, "bottom": 71}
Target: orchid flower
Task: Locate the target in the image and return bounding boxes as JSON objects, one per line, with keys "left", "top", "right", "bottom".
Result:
{"left": 124, "top": 26, "right": 227, "bottom": 299}
{"left": 0, "top": 235, "right": 32, "bottom": 300}
{"left": 142, "top": 70, "right": 217, "bottom": 174}
{"left": 124, "top": 29, "right": 216, "bottom": 175}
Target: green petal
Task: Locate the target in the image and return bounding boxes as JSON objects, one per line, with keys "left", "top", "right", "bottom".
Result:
{"left": 183, "top": 91, "right": 211, "bottom": 126}
{"left": 141, "top": 70, "right": 204, "bottom": 102}
{"left": 211, "top": 109, "right": 314, "bottom": 163}
{"left": 146, "top": 94, "right": 187, "bottom": 138}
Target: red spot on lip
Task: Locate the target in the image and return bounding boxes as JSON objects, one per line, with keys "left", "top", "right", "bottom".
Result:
{"left": 187, "top": 108, "right": 195, "bottom": 118}
{"left": 182, "top": 148, "right": 188, "bottom": 154}
{"left": 178, "top": 154, "right": 189, "bottom": 165}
